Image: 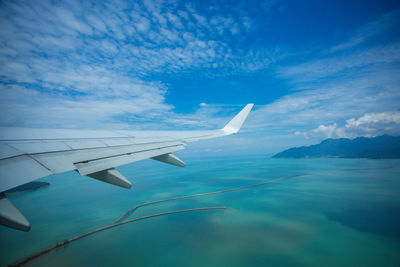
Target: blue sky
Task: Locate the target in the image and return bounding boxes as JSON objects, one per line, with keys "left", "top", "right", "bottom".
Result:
{"left": 0, "top": 0, "right": 399, "bottom": 154}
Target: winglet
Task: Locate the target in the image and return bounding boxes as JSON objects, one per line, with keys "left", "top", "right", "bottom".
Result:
{"left": 222, "top": 104, "right": 254, "bottom": 134}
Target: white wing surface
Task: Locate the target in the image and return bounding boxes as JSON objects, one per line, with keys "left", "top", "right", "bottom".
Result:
{"left": 0, "top": 104, "right": 253, "bottom": 231}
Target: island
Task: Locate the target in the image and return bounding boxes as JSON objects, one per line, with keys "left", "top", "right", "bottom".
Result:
{"left": 273, "top": 135, "right": 400, "bottom": 159}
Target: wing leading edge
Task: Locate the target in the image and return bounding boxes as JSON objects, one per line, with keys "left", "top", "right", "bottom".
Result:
{"left": 0, "top": 104, "right": 253, "bottom": 231}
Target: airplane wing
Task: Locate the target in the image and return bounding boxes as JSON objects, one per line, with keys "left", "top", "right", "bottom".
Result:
{"left": 0, "top": 104, "right": 253, "bottom": 231}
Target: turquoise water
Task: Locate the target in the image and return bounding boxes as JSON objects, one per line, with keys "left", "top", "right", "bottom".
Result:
{"left": 1, "top": 156, "right": 400, "bottom": 266}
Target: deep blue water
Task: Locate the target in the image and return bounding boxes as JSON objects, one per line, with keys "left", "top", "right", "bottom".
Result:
{"left": 1, "top": 156, "right": 400, "bottom": 266}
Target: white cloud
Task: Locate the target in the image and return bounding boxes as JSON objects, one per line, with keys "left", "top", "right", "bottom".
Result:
{"left": 163, "top": 104, "right": 233, "bottom": 129}
{"left": 0, "top": 0, "right": 272, "bottom": 77}
{"left": 0, "top": 83, "right": 172, "bottom": 129}
{"left": 337, "top": 112, "right": 400, "bottom": 138}
{"left": 0, "top": 0, "right": 271, "bottom": 129}
{"left": 296, "top": 112, "right": 400, "bottom": 140}
{"left": 312, "top": 123, "right": 337, "bottom": 138}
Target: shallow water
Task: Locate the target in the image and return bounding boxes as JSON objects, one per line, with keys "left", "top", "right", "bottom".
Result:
{"left": 1, "top": 156, "right": 400, "bottom": 266}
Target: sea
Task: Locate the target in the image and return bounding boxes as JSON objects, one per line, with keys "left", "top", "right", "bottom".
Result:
{"left": 1, "top": 156, "right": 400, "bottom": 266}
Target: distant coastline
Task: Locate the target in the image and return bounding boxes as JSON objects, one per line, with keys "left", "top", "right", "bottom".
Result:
{"left": 273, "top": 135, "right": 400, "bottom": 159}
{"left": 5, "top": 181, "right": 50, "bottom": 195}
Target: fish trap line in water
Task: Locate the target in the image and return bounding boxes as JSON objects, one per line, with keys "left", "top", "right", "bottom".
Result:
{"left": 7, "top": 166, "right": 393, "bottom": 266}
{"left": 116, "top": 166, "right": 394, "bottom": 222}
{"left": 6, "top": 207, "right": 227, "bottom": 267}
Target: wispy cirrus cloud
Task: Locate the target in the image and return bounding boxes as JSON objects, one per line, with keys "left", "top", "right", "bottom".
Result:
{"left": 276, "top": 9, "right": 400, "bottom": 86}
{"left": 278, "top": 43, "right": 400, "bottom": 82}
{"left": 247, "top": 67, "right": 400, "bottom": 132}
{"left": 0, "top": 0, "right": 272, "bottom": 128}
{"left": 0, "top": 0, "right": 263, "bottom": 79}
{"left": 243, "top": 8, "right": 400, "bottom": 146}
{"left": 329, "top": 9, "right": 400, "bottom": 52}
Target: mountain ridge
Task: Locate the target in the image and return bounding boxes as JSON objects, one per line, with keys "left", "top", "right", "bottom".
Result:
{"left": 273, "top": 135, "right": 400, "bottom": 159}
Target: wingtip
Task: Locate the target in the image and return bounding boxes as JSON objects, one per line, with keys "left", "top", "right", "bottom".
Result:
{"left": 222, "top": 104, "right": 254, "bottom": 134}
